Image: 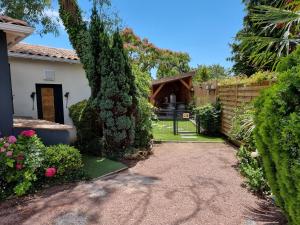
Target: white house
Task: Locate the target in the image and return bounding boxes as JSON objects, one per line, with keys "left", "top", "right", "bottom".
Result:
{"left": 8, "top": 43, "right": 91, "bottom": 126}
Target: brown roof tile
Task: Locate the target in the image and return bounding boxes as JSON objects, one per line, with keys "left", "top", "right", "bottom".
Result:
{"left": 9, "top": 43, "right": 80, "bottom": 62}
{"left": 152, "top": 71, "right": 195, "bottom": 86}
{"left": 0, "top": 15, "right": 29, "bottom": 27}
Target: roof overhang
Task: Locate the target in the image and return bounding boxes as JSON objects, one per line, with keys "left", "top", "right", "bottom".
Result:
{"left": 8, "top": 52, "right": 81, "bottom": 64}
{"left": 0, "top": 22, "right": 34, "bottom": 48}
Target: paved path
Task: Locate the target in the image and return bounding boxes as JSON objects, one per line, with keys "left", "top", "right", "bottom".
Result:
{"left": 0, "top": 143, "right": 284, "bottom": 225}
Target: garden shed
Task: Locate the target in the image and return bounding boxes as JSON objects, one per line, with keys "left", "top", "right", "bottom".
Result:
{"left": 150, "top": 72, "right": 195, "bottom": 109}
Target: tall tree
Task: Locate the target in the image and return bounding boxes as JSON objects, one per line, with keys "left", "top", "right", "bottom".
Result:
{"left": 100, "top": 31, "right": 137, "bottom": 157}
{"left": 229, "top": 0, "right": 285, "bottom": 76}
{"left": 0, "top": 0, "right": 60, "bottom": 36}
{"left": 193, "top": 64, "right": 229, "bottom": 84}
{"left": 122, "top": 28, "right": 191, "bottom": 78}
{"left": 58, "top": 0, "right": 109, "bottom": 155}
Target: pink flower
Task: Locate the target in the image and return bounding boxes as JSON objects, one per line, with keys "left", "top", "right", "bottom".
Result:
{"left": 0, "top": 148, "right": 5, "bottom": 153}
{"left": 16, "top": 163, "right": 23, "bottom": 170}
{"left": 20, "top": 130, "right": 36, "bottom": 137}
{"left": 7, "top": 136, "right": 17, "bottom": 144}
{"left": 6, "top": 151, "right": 13, "bottom": 157}
{"left": 4, "top": 143, "right": 9, "bottom": 148}
{"left": 45, "top": 168, "right": 56, "bottom": 178}
{"left": 17, "top": 153, "right": 25, "bottom": 161}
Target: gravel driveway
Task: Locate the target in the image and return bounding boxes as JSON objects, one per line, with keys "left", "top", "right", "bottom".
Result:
{"left": 0, "top": 142, "right": 285, "bottom": 225}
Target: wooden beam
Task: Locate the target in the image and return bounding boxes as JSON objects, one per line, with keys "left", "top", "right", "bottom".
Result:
{"left": 150, "top": 83, "right": 165, "bottom": 102}
{"left": 179, "top": 79, "right": 191, "bottom": 90}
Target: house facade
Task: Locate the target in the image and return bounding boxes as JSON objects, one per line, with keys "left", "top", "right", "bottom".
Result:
{"left": 8, "top": 43, "right": 91, "bottom": 125}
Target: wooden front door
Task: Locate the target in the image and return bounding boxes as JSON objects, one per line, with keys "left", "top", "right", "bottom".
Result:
{"left": 36, "top": 84, "right": 64, "bottom": 124}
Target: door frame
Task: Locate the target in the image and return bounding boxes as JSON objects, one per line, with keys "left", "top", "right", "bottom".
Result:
{"left": 36, "top": 84, "right": 64, "bottom": 124}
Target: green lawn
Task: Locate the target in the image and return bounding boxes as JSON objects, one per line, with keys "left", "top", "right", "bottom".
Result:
{"left": 82, "top": 155, "right": 127, "bottom": 179}
{"left": 152, "top": 120, "right": 224, "bottom": 142}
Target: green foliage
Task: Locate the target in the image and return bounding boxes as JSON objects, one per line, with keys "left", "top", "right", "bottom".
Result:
{"left": 69, "top": 100, "right": 103, "bottom": 155}
{"left": 254, "top": 67, "right": 300, "bottom": 225}
{"left": 0, "top": 0, "right": 60, "bottom": 36}
{"left": 0, "top": 133, "right": 45, "bottom": 198}
{"left": 121, "top": 28, "right": 191, "bottom": 78}
{"left": 230, "top": 104, "right": 255, "bottom": 144}
{"left": 100, "top": 31, "right": 137, "bottom": 158}
{"left": 230, "top": 103, "right": 269, "bottom": 194}
{"left": 236, "top": 145, "right": 269, "bottom": 194}
{"left": 276, "top": 46, "right": 300, "bottom": 72}
{"left": 193, "top": 64, "right": 229, "bottom": 84}
{"left": 132, "top": 64, "right": 153, "bottom": 148}
{"left": 229, "top": 0, "right": 287, "bottom": 75}
{"left": 194, "top": 102, "right": 221, "bottom": 135}
{"left": 218, "top": 71, "right": 277, "bottom": 86}
{"left": 43, "top": 145, "right": 83, "bottom": 181}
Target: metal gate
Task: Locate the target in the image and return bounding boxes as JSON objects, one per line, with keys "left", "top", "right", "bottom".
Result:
{"left": 153, "top": 109, "right": 200, "bottom": 136}
{"left": 174, "top": 110, "right": 199, "bottom": 135}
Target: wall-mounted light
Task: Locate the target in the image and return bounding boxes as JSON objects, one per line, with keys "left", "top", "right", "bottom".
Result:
{"left": 30, "top": 92, "right": 36, "bottom": 110}
{"left": 64, "top": 92, "right": 70, "bottom": 108}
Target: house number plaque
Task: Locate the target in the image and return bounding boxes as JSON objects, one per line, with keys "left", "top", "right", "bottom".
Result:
{"left": 182, "top": 113, "right": 190, "bottom": 119}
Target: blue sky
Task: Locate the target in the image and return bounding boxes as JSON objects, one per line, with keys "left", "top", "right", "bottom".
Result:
{"left": 25, "top": 0, "right": 245, "bottom": 69}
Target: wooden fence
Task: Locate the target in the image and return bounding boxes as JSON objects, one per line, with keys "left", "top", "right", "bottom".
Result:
{"left": 194, "top": 80, "right": 272, "bottom": 136}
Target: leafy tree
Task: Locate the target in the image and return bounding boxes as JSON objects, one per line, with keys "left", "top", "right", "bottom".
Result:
{"left": 193, "top": 64, "right": 229, "bottom": 84}
{"left": 0, "top": 0, "right": 60, "bottom": 36}
{"left": 229, "top": 0, "right": 286, "bottom": 75}
{"left": 121, "top": 28, "right": 191, "bottom": 79}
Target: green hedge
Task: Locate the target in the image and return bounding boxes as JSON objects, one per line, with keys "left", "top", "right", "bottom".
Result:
{"left": 254, "top": 68, "right": 300, "bottom": 225}
{"left": 194, "top": 102, "right": 221, "bottom": 135}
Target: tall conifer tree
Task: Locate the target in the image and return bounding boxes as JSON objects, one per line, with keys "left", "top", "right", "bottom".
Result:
{"left": 100, "top": 31, "right": 137, "bottom": 157}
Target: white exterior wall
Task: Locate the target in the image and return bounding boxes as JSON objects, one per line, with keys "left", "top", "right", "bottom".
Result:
{"left": 9, "top": 57, "right": 91, "bottom": 125}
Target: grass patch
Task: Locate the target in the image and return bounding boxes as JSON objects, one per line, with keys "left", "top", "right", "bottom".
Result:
{"left": 82, "top": 155, "right": 127, "bottom": 179}
{"left": 153, "top": 120, "right": 224, "bottom": 142}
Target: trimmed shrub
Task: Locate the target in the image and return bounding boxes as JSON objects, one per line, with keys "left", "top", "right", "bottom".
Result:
{"left": 69, "top": 99, "right": 103, "bottom": 156}
{"left": 43, "top": 145, "right": 84, "bottom": 181}
{"left": 194, "top": 102, "right": 221, "bottom": 135}
{"left": 254, "top": 67, "right": 300, "bottom": 225}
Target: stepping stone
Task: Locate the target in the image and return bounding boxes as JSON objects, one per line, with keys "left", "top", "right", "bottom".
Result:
{"left": 181, "top": 136, "right": 197, "bottom": 139}
{"left": 54, "top": 212, "right": 88, "bottom": 225}
{"left": 243, "top": 219, "right": 257, "bottom": 225}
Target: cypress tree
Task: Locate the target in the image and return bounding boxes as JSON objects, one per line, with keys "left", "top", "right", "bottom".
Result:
{"left": 100, "top": 31, "right": 137, "bottom": 157}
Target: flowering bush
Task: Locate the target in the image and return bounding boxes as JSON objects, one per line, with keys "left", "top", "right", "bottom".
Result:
{"left": 0, "top": 131, "right": 84, "bottom": 199}
{"left": 43, "top": 145, "right": 83, "bottom": 181}
{"left": 0, "top": 132, "right": 45, "bottom": 197}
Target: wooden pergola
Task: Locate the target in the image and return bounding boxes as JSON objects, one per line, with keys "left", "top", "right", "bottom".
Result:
{"left": 150, "top": 72, "right": 195, "bottom": 108}
{"left": 0, "top": 16, "right": 33, "bottom": 135}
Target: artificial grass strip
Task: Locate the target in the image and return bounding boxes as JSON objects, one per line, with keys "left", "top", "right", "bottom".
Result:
{"left": 82, "top": 155, "right": 127, "bottom": 179}
{"left": 152, "top": 120, "right": 224, "bottom": 142}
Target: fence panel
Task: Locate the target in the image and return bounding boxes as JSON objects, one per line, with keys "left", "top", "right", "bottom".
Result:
{"left": 194, "top": 80, "right": 271, "bottom": 136}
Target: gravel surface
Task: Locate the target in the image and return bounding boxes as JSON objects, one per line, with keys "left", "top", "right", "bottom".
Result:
{"left": 0, "top": 143, "right": 285, "bottom": 225}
